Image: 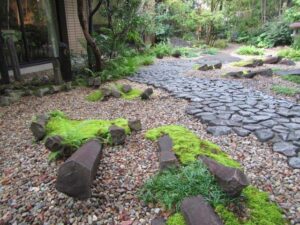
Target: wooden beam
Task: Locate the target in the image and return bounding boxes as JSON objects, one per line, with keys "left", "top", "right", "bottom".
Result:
{"left": 0, "top": 30, "right": 10, "bottom": 84}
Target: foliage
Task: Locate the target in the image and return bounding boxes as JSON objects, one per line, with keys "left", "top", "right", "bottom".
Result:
{"left": 236, "top": 46, "right": 264, "bottom": 56}
{"left": 86, "top": 90, "right": 103, "bottom": 102}
{"left": 145, "top": 125, "right": 240, "bottom": 168}
{"left": 284, "top": 0, "right": 300, "bottom": 23}
{"left": 45, "top": 111, "right": 130, "bottom": 149}
{"left": 166, "top": 213, "right": 186, "bottom": 225}
{"left": 271, "top": 85, "right": 300, "bottom": 96}
{"left": 213, "top": 39, "right": 229, "bottom": 49}
{"left": 151, "top": 43, "right": 173, "bottom": 58}
{"left": 139, "top": 162, "right": 231, "bottom": 210}
{"left": 254, "top": 19, "right": 292, "bottom": 48}
{"left": 278, "top": 48, "right": 300, "bottom": 61}
{"left": 281, "top": 75, "right": 300, "bottom": 84}
{"left": 293, "top": 36, "right": 300, "bottom": 50}
{"left": 201, "top": 47, "right": 219, "bottom": 55}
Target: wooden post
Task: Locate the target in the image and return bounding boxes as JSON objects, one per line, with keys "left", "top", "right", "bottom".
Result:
{"left": 7, "top": 37, "right": 22, "bottom": 82}
{"left": 52, "top": 58, "right": 63, "bottom": 85}
{"left": 0, "top": 31, "right": 10, "bottom": 84}
{"left": 16, "top": 0, "right": 29, "bottom": 62}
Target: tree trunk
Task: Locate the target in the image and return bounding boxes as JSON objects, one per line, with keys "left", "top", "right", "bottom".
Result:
{"left": 7, "top": 38, "right": 22, "bottom": 82}
{"left": 0, "top": 31, "right": 10, "bottom": 84}
{"left": 77, "top": 0, "right": 102, "bottom": 71}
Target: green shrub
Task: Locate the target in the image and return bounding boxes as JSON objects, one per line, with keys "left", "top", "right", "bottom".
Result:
{"left": 271, "top": 85, "right": 300, "bottom": 96}
{"left": 201, "top": 47, "right": 219, "bottom": 55}
{"left": 139, "top": 162, "right": 231, "bottom": 210}
{"left": 278, "top": 48, "right": 300, "bottom": 61}
{"left": 213, "top": 39, "right": 228, "bottom": 49}
{"left": 236, "top": 46, "right": 264, "bottom": 56}
{"left": 151, "top": 43, "right": 173, "bottom": 58}
{"left": 281, "top": 75, "right": 300, "bottom": 84}
{"left": 145, "top": 125, "right": 240, "bottom": 168}
{"left": 292, "top": 36, "right": 300, "bottom": 50}
{"left": 86, "top": 90, "right": 104, "bottom": 102}
{"left": 166, "top": 213, "right": 186, "bottom": 225}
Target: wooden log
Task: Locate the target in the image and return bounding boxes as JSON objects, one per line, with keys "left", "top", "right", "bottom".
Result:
{"left": 7, "top": 38, "right": 22, "bottom": 82}
{"left": 56, "top": 140, "right": 103, "bottom": 199}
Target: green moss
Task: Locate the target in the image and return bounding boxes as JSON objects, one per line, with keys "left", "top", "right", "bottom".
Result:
{"left": 216, "top": 186, "right": 287, "bottom": 225}
{"left": 145, "top": 125, "right": 240, "bottom": 168}
{"left": 278, "top": 48, "right": 300, "bottom": 61}
{"left": 114, "top": 83, "right": 143, "bottom": 100}
{"left": 46, "top": 110, "right": 130, "bottom": 148}
{"left": 86, "top": 90, "right": 104, "bottom": 102}
{"left": 167, "top": 213, "right": 187, "bottom": 225}
{"left": 232, "top": 60, "right": 255, "bottom": 67}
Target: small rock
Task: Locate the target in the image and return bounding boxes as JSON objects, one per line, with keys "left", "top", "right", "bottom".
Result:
{"left": 254, "top": 129, "right": 274, "bottom": 142}
{"left": 141, "top": 88, "right": 153, "bottom": 100}
{"left": 159, "top": 151, "right": 178, "bottom": 170}
{"left": 45, "top": 135, "right": 64, "bottom": 152}
{"left": 122, "top": 85, "right": 132, "bottom": 93}
{"left": 35, "top": 87, "right": 50, "bottom": 97}
{"left": 128, "top": 119, "right": 142, "bottom": 131}
{"left": 151, "top": 217, "right": 165, "bottom": 225}
{"left": 109, "top": 125, "right": 126, "bottom": 145}
{"left": 111, "top": 88, "right": 122, "bottom": 98}
{"left": 288, "top": 157, "right": 300, "bottom": 169}
{"left": 158, "top": 135, "right": 173, "bottom": 152}
{"left": 273, "top": 142, "right": 298, "bottom": 156}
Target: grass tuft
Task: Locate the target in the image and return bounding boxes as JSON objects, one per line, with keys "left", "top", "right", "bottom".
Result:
{"left": 236, "top": 46, "right": 264, "bottom": 56}
{"left": 271, "top": 85, "right": 300, "bottom": 96}
{"left": 139, "top": 162, "right": 231, "bottom": 210}
{"left": 145, "top": 125, "right": 240, "bottom": 168}
{"left": 281, "top": 75, "right": 300, "bottom": 84}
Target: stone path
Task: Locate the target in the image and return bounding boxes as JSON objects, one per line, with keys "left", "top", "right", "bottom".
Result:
{"left": 129, "top": 59, "right": 300, "bottom": 169}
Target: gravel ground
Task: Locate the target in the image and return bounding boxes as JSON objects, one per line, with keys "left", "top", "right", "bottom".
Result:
{"left": 0, "top": 80, "right": 299, "bottom": 223}
{"left": 188, "top": 45, "right": 300, "bottom": 103}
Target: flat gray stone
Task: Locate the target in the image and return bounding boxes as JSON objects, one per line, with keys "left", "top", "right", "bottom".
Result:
{"left": 243, "top": 124, "right": 263, "bottom": 131}
{"left": 233, "top": 127, "right": 251, "bottom": 137}
{"left": 288, "top": 157, "right": 300, "bottom": 169}
{"left": 260, "top": 120, "right": 278, "bottom": 128}
{"left": 254, "top": 129, "right": 274, "bottom": 142}
{"left": 251, "top": 115, "right": 272, "bottom": 122}
{"left": 207, "top": 126, "right": 232, "bottom": 136}
{"left": 273, "top": 142, "right": 298, "bottom": 156}
{"left": 158, "top": 135, "right": 173, "bottom": 152}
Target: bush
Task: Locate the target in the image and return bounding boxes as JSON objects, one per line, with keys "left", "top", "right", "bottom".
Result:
{"left": 236, "top": 46, "right": 264, "bottom": 56}
{"left": 271, "top": 85, "right": 300, "bottom": 96}
{"left": 86, "top": 90, "right": 103, "bottom": 102}
{"left": 292, "top": 36, "right": 300, "bottom": 50}
{"left": 213, "top": 39, "right": 228, "bottom": 49}
{"left": 151, "top": 43, "right": 173, "bottom": 58}
{"left": 139, "top": 162, "right": 231, "bottom": 210}
{"left": 166, "top": 213, "right": 186, "bottom": 225}
{"left": 277, "top": 48, "right": 300, "bottom": 61}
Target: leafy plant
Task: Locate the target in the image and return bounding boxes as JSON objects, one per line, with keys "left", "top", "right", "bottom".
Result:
{"left": 236, "top": 46, "right": 264, "bottom": 56}
{"left": 213, "top": 39, "right": 228, "bottom": 49}
{"left": 145, "top": 125, "right": 240, "bottom": 168}
{"left": 271, "top": 85, "right": 300, "bottom": 96}
{"left": 201, "top": 47, "right": 219, "bottom": 55}
{"left": 151, "top": 43, "right": 173, "bottom": 58}
{"left": 278, "top": 48, "right": 300, "bottom": 61}
{"left": 139, "top": 162, "right": 231, "bottom": 210}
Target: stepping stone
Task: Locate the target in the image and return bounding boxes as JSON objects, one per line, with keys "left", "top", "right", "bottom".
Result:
{"left": 275, "top": 69, "right": 300, "bottom": 76}
{"left": 243, "top": 124, "right": 263, "bottom": 131}
{"left": 158, "top": 135, "right": 173, "bottom": 152}
{"left": 56, "top": 140, "right": 103, "bottom": 199}
{"left": 283, "top": 123, "right": 300, "bottom": 130}
{"left": 254, "top": 129, "right": 274, "bottom": 142}
{"left": 273, "top": 142, "right": 298, "bottom": 156}
{"left": 263, "top": 56, "right": 282, "bottom": 64}
{"left": 251, "top": 115, "right": 272, "bottom": 122}
{"left": 278, "top": 59, "right": 296, "bottom": 66}
{"left": 233, "top": 127, "right": 251, "bottom": 137}
{"left": 288, "top": 157, "right": 300, "bottom": 169}
{"left": 208, "top": 119, "right": 228, "bottom": 126}
{"left": 159, "top": 151, "right": 178, "bottom": 170}
{"left": 200, "top": 156, "right": 249, "bottom": 197}
{"left": 201, "top": 115, "right": 217, "bottom": 123}
{"left": 260, "top": 120, "right": 278, "bottom": 128}
{"left": 122, "top": 84, "right": 132, "bottom": 93}
{"left": 291, "top": 118, "right": 300, "bottom": 124}
{"left": 181, "top": 195, "right": 223, "bottom": 225}
{"left": 151, "top": 217, "right": 165, "bottom": 225}
{"left": 231, "top": 114, "right": 244, "bottom": 122}
{"left": 207, "top": 126, "right": 232, "bottom": 136}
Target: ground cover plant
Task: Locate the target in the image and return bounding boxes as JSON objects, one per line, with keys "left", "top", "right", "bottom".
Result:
{"left": 281, "top": 75, "right": 300, "bottom": 84}
{"left": 45, "top": 111, "right": 130, "bottom": 159}
{"left": 86, "top": 83, "right": 143, "bottom": 102}
{"left": 271, "top": 85, "right": 300, "bottom": 96}
{"left": 142, "top": 125, "right": 286, "bottom": 225}
{"left": 277, "top": 48, "right": 300, "bottom": 61}
{"left": 145, "top": 125, "right": 240, "bottom": 168}
{"left": 236, "top": 46, "right": 264, "bottom": 56}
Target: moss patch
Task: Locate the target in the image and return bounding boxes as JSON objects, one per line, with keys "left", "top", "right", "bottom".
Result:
{"left": 145, "top": 125, "right": 240, "bottom": 168}
{"left": 113, "top": 83, "right": 143, "bottom": 100}
{"left": 232, "top": 60, "right": 255, "bottom": 67}
{"left": 86, "top": 90, "right": 104, "bottom": 102}
{"left": 281, "top": 75, "right": 300, "bottom": 84}
{"left": 46, "top": 110, "right": 130, "bottom": 148}
{"left": 271, "top": 85, "right": 300, "bottom": 96}
{"left": 216, "top": 186, "right": 287, "bottom": 225}
{"left": 167, "top": 213, "right": 187, "bottom": 225}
